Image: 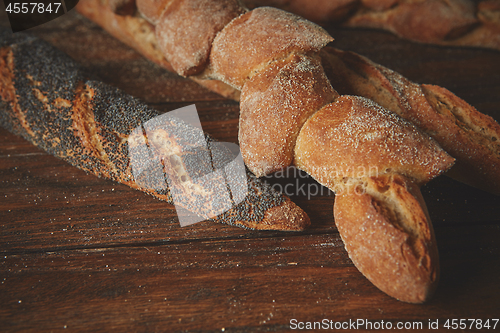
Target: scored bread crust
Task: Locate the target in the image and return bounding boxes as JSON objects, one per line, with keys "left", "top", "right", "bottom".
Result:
{"left": 422, "top": 85, "right": 500, "bottom": 195}
{"left": 156, "top": 0, "right": 246, "bottom": 77}
{"left": 75, "top": 0, "right": 499, "bottom": 303}
{"left": 294, "top": 95, "right": 455, "bottom": 189}
{"left": 0, "top": 31, "right": 310, "bottom": 231}
{"left": 243, "top": 0, "right": 500, "bottom": 51}
{"left": 136, "top": 0, "right": 174, "bottom": 24}
{"left": 334, "top": 174, "right": 440, "bottom": 304}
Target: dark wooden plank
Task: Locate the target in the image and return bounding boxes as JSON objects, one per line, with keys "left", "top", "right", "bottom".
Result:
{"left": 1, "top": 226, "right": 498, "bottom": 332}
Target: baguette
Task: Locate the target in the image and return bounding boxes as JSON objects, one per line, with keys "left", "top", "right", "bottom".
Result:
{"left": 0, "top": 29, "right": 310, "bottom": 231}
{"left": 320, "top": 47, "right": 500, "bottom": 195}
{"left": 243, "top": 0, "right": 500, "bottom": 51}
{"left": 76, "top": 0, "right": 463, "bottom": 303}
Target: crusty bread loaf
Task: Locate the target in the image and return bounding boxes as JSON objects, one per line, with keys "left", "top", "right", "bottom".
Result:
{"left": 293, "top": 96, "right": 452, "bottom": 303}
{"left": 77, "top": 0, "right": 500, "bottom": 195}
{"left": 209, "top": 6, "right": 333, "bottom": 89}
{"left": 76, "top": 0, "right": 242, "bottom": 100}
{"left": 294, "top": 96, "right": 455, "bottom": 189}
{"left": 136, "top": 0, "right": 172, "bottom": 24}
{"left": 75, "top": 0, "right": 457, "bottom": 303}
{"left": 346, "top": 0, "right": 478, "bottom": 43}
{"left": 156, "top": 0, "right": 246, "bottom": 77}
{"left": 148, "top": 1, "right": 457, "bottom": 304}
{"left": 108, "top": 0, "right": 137, "bottom": 15}
{"left": 320, "top": 47, "right": 500, "bottom": 195}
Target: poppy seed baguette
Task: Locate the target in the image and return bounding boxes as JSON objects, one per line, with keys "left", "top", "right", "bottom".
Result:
{"left": 0, "top": 30, "right": 310, "bottom": 231}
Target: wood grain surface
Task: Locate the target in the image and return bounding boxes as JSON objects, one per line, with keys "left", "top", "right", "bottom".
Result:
{"left": 1, "top": 7, "right": 500, "bottom": 332}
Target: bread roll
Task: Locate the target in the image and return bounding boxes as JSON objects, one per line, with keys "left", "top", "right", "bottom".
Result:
{"left": 239, "top": 54, "right": 338, "bottom": 177}
{"left": 209, "top": 6, "right": 333, "bottom": 89}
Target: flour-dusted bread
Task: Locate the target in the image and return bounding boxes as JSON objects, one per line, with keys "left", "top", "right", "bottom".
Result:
{"left": 136, "top": 0, "right": 172, "bottom": 24}
{"left": 320, "top": 47, "right": 500, "bottom": 195}
{"left": 243, "top": 0, "right": 500, "bottom": 51}
{"left": 156, "top": 0, "right": 246, "bottom": 76}
{"left": 209, "top": 6, "right": 333, "bottom": 89}
{"left": 239, "top": 54, "right": 338, "bottom": 177}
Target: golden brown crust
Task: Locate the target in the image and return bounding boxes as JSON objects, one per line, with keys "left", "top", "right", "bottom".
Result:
{"left": 78, "top": 0, "right": 174, "bottom": 70}
{"left": 210, "top": 6, "right": 333, "bottom": 89}
{"left": 239, "top": 54, "right": 338, "bottom": 177}
{"left": 258, "top": 197, "right": 311, "bottom": 231}
{"left": 244, "top": 0, "right": 358, "bottom": 23}
{"left": 108, "top": 0, "right": 137, "bottom": 15}
{"left": 422, "top": 84, "right": 500, "bottom": 194}
{"left": 155, "top": 0, "right": 246, "bottom": 77}
{"left": 320, "top": 47, "right": 500, "bottom": 194}
{"left": 334, "top": 174, "right": 439, "bottom": 303}
{"left": 346, "top": 0, "right": 477, "bottom": 43}
{"left": 0, "top": 47, "right": 34, "bottom": 138}
{"left": 294, "top": 96, "right": 455, "bottom": 189}
{"left": 75, "top": 0, "right": 499, "bottom": 303}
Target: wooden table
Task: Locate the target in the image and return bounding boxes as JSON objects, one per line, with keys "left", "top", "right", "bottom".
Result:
{"left": 1, "top": 8, "right": 499, "bottom": 332}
